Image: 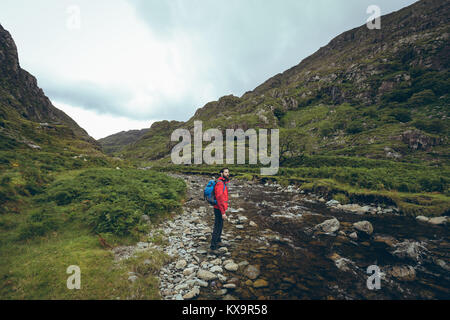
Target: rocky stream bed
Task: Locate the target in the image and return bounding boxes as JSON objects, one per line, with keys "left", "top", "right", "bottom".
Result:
{"left": 115, "top": 174, "right": 449, "bottom": 300}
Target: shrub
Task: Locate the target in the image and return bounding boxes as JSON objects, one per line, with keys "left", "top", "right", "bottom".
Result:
{"left": 408, "top": 90, "right": 436, "bottom": 107}
{"left": 273, "top": 108, "right": 286, "bottom": 121}
{"left": 413, "top": 119, "right": 445, "bottom": 134}
{"left": 390, "top": 108, "right": 412, "bottom": 123}
{"left": 320, "top": 121, "right": 334, "bottom": 137}
{"left": 346, "top": 122, "right": 364, "bottom": 134}
{"left": 87, "top": 203, "right": 141, "bottom": 237}
{"left": 18, "top": 209, "right": 59, "bottom": 240}
{"left": 333, "top": 193, "right": 349, "bottom": 205}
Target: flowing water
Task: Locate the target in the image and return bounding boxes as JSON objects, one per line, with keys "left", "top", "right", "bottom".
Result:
{"left": 166, "top": 174, "right": 449, "bottom": 300}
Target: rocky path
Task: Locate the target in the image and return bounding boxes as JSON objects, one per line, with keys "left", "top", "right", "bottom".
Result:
{"left": 118, "top": 174, "right": 450, "bottom": 300}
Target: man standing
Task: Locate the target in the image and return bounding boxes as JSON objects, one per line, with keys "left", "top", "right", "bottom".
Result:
{"left": 210, "top": 168, "right": 230, "bottom": 250}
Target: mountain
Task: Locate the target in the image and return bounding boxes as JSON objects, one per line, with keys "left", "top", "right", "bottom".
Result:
{"left": 98, "top": 128, "right": 150, "bottom": 154}
{"left": 0, "top": 23, "right": 100, "bottom": 153}
{"left": 106, "top": 0, "right": 448, "bottom": 165}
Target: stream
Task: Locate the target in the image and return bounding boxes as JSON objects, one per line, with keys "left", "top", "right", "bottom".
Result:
{"left": 154, "top": 174, "right": 449, "bottom": 300}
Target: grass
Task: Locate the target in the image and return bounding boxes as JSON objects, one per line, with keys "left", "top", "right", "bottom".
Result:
{"left": 0, "top": 167, "right": 186, "bottom": 300}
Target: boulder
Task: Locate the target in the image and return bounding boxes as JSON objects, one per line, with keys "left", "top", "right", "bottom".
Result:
{"left": 176, "top": 259, "right": 187, "bottom": 270}
{"left": 183, "top": 286, "right": 200, "bottom": 300}
{"left": 244, "top": 265, "right": 260, "bottom": 280}
{"left": 326, "top": 200, "right": 340, "bottom": 206}
{"left": 392, "top": 240, "right": 427, "bottom": 262}
{"left": 197, "top": 269, "right": 217, "bottom": 281}
{"left": 315, "top": 218, "right": 340, "bottom": 233}
{"left": 224, "top": 263, "right": 239, "bottom": 272}
{"left": 353, "top": 221, "right": 374, "bottom": 235}
{"left": 210, "top": 266, "right": 223, "bottom": 273}
{"left": 428, "top": 217, "right": 448, "bottom": 225}
{"left": 389, "top": 266, "right": 416, "bottom": 281}
{"left": 416, "top": 216, "right": 430, "bottom": 223}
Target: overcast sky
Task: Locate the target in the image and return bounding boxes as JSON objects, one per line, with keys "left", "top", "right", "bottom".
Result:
{"left": 0, "top": 0, "right": 417, "bottom": 139}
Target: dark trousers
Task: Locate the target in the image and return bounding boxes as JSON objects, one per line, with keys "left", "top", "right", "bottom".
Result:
{"left": 211, "top": 208, "right": 223, "bottom": 248}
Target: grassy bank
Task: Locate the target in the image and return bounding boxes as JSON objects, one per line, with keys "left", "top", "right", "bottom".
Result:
{"left": 0, "top": 167, "right": 186, "bottom": 299}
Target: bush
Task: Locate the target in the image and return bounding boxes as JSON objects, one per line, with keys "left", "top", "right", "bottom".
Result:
{"left": 38, "top": 168, "right": 186, "bottom": 238}
{"left": 333, "top": 193, "right": 349, "bottom": 205}
{"left": 382, "top": 89, "right": 412, "bottom": 104}
{"left": 408, "top": 90, "right": 436, "bottom": 107}
{"left": 320, "top": 121, "right": 334, "bottom": 137}
{"left": 390, "top": 108, "right": 411, "bottom": 122}
{"left": 18, "top": 209, "right": 59, "bottom": 240}
{"left": 273, "top": 108, "right": 286, "bottom": 121}
{"left": 346, "top": 122, "right": 364, "bottom": 134}
{"left": 87, "top": 203, "right": 141, "bottom": 237}
{"left": 413, "top": 119, "right": 445, "bottom": 134}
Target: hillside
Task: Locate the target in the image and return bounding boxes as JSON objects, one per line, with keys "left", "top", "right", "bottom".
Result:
{"left": 107, "top": 0, "right": 448, "bottom": 165}
{"left": 98, "top": 128, "right": 149, "bottom": 154}
{"left": 0, "top": 22, "right": 114, "bottom": 212}
{"left": 0, "top": 25, "right": 99, "bottom": 150}
{"left": 0, "top": 23, "right": 187, "bottom": 299}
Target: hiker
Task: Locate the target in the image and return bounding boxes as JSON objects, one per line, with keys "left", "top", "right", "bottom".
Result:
{"left": 210, "top": 168, "right": 230, "bottom": 250}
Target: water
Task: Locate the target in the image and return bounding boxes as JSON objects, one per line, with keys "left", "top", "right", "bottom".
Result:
{"left": 177, "top": 174, "right": 449, "bottom": 300}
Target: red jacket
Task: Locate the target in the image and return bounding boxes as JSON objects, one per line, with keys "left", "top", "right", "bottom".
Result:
{"left": 214, "top": 177, "right": 229, "bottom": 215}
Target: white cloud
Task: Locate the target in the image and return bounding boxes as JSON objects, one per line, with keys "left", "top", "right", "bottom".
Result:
{"left": 54, "top": 101, "right": 152, "bottom": 140}
{"left": 0, "top": 0, "right": 418, "bottom": 138}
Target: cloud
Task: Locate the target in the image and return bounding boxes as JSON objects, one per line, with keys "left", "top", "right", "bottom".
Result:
{"left": 0, "top": 0, "right": 418, "bottom": 132}
{"left": 53, "top": 102, "right": 153, "bottom": 140}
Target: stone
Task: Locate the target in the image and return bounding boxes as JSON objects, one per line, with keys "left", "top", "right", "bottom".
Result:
{"left": 349, "top": 232, "right": 358, "bottom": 240}
{"left": 238, "top": 216, "right": 248, "bottom": 222}
{"left": 183, "top": 267, "right": 196, "bottom": 276}
{"left": 128, "top": 275, "right": 138, "bottom": 283}
{"left": 416, "top": 216, "right": 430, "bottom": 223}
{"left": 249, "top": 221, "right": 257, "bottom": 227}
{"left": 223, "top": 294, "right": 237, "bottom": 300}
{"left": 315, "top": 218, "right": 340, "bottom": 233}
{"left": 196, "top": 280, "right": 209, "bottom": 287}
{"left": 428, "top": 217, "right": 448, "bottom": 225}
{"left": 176, "top": 259, "right": 187, "bottom": 270}
{"left": 326, "top": 200, "right": 340, "bottom": 206}
{"left": 353, "top": 221, "right": 374, "bottom": 235}
{"left": 392, "top": 240, "right": 427, "bottom": 262}
{"left": 223, "top": 283, "right": 236, "bottom": 289}
{"left": 244, "top": 265, "right": 260, "bottom": 280}
{"left": 238, "top": 261, "right": 250, "bottom": 267}
{"left": 389, "top": 266, "right": 416, "bottom": 281}
{"left": 224, "top": 263, "right": 239, "bottom": 272}
{"left": 197, "top": 269, "right": 217, "bottom": 281}
{"left": 253, "top": 279, "right": 269, "bottom": 288}
{"left": 210, "top": 266, "right": 223, "bottom": 273}
{"left": 183, "top": 286, "right": 200, "bottom": 300}
{"left": 210, "top": 258, "right": 222, "bottom": 265}
{"left": 216, "top": 289, "right": 228, "bottom": 296}
{"left": 217, "top": 274, "right": 227, "bottom": 282}
{"left": 218, "top": 247, "right": 228, "bottom": 253}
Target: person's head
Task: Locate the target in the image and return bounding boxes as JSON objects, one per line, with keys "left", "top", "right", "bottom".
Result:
{"left": 220, "top": 168, "right": 230, "bottom": 180}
